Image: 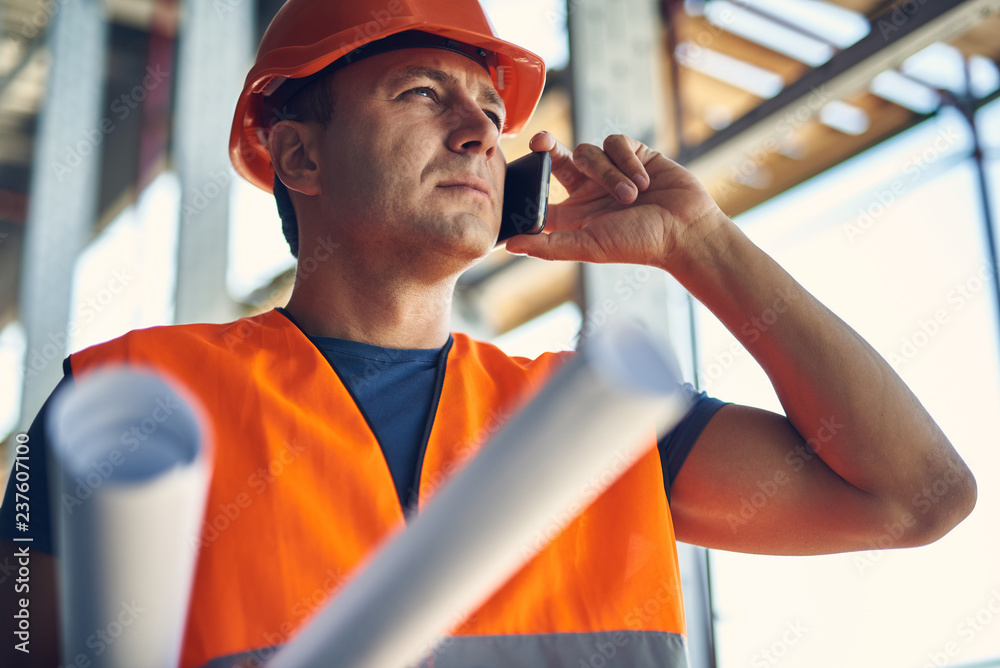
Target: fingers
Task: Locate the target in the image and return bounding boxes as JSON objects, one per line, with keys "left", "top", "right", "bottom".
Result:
{"left": 603, "top": 134, "right": 649, "bottom": 191}
{"left": 528, "top": 131, "right": 589, "bottom": 194}
{"left": 530, "top": 132, "right": 649, "bottom": 204}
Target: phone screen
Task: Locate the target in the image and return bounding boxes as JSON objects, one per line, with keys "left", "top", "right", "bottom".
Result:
{"left": 497, "top": 151, "right": 552, "bottom": 245}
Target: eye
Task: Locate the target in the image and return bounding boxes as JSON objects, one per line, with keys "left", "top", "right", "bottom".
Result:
{"left": 408, "top": 86, "right": 438, "bottom": 100}
{"left": 484, "top": 110, "right": 503, "bottom": 130}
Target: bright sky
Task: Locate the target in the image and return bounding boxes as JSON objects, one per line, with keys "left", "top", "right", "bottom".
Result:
{"left": 1, "top": 2, "right": 999, "bottom": 666}
{"left": 700, "top": 103, "right": 1000, "bottom": 668}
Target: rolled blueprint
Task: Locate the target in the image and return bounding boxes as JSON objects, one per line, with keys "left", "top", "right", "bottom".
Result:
{"left": 47, "top": 367, "right": 211, "bottom": 668}
{"left": 269, "top": 319, "right": 691, "bottom": 668}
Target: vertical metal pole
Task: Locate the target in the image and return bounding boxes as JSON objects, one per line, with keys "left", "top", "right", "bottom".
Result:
{"left": 18, "top": 0, "right": 108, "bottom": 429}
{"left": 568, "top": 0, "right": 716, "bottom": 665}
{"left": 172, "top": 0, "right": 252, "bottom": 324}
{"left": 968, "top": 116, "right": 1000, "bottom": 342}
{"left": 953, "top": 59, "right": 1000, "bottom": 369}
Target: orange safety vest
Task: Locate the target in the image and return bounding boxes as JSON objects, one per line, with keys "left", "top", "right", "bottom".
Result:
{"left": 69, "top": 309, "right": 688, "bottom": 667}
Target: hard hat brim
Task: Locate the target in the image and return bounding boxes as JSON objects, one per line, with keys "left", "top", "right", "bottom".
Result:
{"left": 230, "top": 21, "right": 546, "bottom": 193}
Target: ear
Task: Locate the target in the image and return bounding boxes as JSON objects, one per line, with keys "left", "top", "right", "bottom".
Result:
{"left": 268, "top": 120, "right": 322, "bottom": 197}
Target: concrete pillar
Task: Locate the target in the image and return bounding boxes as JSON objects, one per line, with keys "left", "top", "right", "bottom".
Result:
{"left": 568, "top": 0, "right": 715, "bottom": 665}
{"left": 172, "top": 0, "right": 253, "bottom": 323}
{"left": 18, "top": 0, "right": 108, "bottom": 428}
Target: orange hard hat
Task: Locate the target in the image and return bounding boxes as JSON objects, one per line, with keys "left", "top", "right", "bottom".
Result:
{"left": 229, "top": 0, "right": 547, "bottom": 192}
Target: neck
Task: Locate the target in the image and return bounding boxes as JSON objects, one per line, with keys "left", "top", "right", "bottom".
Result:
{"left": 283, "top": 254, "right": 459, "bottom": 350}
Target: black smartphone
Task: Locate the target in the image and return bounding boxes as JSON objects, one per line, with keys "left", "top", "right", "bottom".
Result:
{"left": 497, "top": 151, "right": 552, "bottom": 244}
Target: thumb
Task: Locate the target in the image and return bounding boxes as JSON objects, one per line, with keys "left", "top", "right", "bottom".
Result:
{"left": 504, "top": 229, "right": 605, "bottom": 263}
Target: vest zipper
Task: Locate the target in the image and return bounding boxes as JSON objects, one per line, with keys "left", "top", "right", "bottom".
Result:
{"left": 405, "top": 336, "right": 453, "bottom": 521}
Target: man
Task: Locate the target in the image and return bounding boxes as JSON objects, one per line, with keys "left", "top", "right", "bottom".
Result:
{"left": 0, "top": 0, "right": 977, "bottom": 666}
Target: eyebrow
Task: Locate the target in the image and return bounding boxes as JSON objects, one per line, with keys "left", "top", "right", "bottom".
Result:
{"left": 386, "top": 65, "right": 505, "bottom": 114}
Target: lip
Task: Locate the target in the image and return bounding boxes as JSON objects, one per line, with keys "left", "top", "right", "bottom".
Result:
{"left": 437, "top": 178, "right": 493, "bottom": 202}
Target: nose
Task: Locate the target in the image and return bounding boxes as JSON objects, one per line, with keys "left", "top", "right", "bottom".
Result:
{"left": 445, "top": 97, "right": 500, "bottom": 159}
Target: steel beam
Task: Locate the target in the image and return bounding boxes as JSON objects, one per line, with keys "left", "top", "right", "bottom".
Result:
{"left": 680, "top": 0, "right": 1000, "bottom": 180}
{"left": 951, "top": 60, "right": 1000, "bottom": 379}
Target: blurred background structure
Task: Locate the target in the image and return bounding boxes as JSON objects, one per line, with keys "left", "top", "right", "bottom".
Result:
{"left": 1, "top": 0, "right": 999, "bottom": 666}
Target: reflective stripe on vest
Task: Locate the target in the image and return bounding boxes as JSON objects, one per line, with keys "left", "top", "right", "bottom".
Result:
{"left": 197, "top": 630, "right": 688, "bottom": 667}
{"left": 69, "top": 309, "right": 687, "bottom": 668}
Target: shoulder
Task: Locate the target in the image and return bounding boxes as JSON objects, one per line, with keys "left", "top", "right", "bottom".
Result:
{"left": 446, "top": 332, "right": 576, "bottom": 398}
{"left": 439, "top": 333, "right": 574, "bottom": 411}
{"left": 68, "top": 310, "right": 292, "bottom": 374}
{"left": 450, "top": 332, "right": 573, "bottom": 373}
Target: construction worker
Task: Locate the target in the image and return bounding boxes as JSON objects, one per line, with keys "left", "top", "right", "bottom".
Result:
{"left": 0, "top": 0, "right": 977, "bottom": 666}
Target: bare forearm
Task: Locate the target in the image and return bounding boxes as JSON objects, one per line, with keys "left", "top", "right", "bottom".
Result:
{"left": 666, "top": 214, "right": 976, "bottom": 534}
{"left": 510, "top": 132, "right": 974, "bottom": 547}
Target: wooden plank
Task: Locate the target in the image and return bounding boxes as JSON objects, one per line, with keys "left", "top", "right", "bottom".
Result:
{"left": 950, "top": 15, "right": 1000, "bottom": 59}
{"left": 676, "top": 14, "right": 810, "bottom": 83}
{"left": 676, "top": 67, "right": 766, "bottom": 146}
{"left": 706, "top": 92, "right": 919, "bottom": 217}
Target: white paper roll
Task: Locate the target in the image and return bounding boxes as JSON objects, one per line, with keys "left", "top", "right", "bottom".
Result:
{"left": 48, "top": 367, "right": 212, "bottom": 668}
{"left": 269, "top": 319, "right": 690, "bottom": 668}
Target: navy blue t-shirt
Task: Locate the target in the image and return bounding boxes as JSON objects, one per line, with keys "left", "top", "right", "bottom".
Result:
{"left": 1, "top": 334, "right": 727, "bottom": 552}
{"left": 311, "top": 335, "right": 447, "bottom": 510}
{"left": 310, "top": 331, "right": 726, "bottom": 512}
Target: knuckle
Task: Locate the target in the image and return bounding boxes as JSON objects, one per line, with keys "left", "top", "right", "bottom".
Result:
{"left": 604, "top": 133, "right": 626, "bottom": 149}
{"left": 573, "top": 143, "right": 597, "bottom": 164}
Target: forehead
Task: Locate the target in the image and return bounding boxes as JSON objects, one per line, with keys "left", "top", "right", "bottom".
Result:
{"left": 345, "top": 47, "right": 504, "bottom": 109}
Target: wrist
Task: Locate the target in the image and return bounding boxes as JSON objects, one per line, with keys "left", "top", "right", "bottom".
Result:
{"left": 656, "top": 208, "right": 738, "bottom": 280}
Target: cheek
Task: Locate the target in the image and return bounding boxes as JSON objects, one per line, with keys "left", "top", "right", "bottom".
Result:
{"left": 492, "top": 163, "right": 506, "bottom": 216}
{"left": 326, "top": 138, "right": 396, "bottom": 202}
{"left": 493, "top": 158, "right": 505, "bottom": 189}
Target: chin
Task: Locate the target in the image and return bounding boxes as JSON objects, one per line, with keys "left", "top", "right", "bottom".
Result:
{"left": 433, "top": 213, "right": 497, "bottom": 257}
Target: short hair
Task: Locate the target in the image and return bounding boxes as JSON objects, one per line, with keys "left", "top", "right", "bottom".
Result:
{"left": 271, "top": 72, "right": 337, "bottom": 258}
{"left": 273, "top": 173, "right": 299, "bottom": 258}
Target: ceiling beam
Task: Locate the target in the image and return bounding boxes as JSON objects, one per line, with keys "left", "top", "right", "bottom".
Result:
{"left": 680, "top": 0, "right": 1000, "bottom": 180}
